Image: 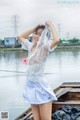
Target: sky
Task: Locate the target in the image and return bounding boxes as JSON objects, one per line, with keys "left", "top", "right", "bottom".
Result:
{"left": 0, "top": 0, "right": 80, "bottom": 39}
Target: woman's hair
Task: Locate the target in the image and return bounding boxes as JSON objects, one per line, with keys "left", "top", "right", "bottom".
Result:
{"left": 34, "top": 25, "right": 45, "bottom": 34}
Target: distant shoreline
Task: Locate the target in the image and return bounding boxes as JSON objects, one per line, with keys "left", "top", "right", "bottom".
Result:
{"left": 56, "top": 45, "right": 80, "bottom": 51}
{"left": 0, "top": 47, "right": 23, "bottom": 52}
{"left": 0, "top": 45, "right": 80, "bottom": 52}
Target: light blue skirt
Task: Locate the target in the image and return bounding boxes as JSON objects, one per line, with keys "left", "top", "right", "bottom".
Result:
{"left": 23, "top": 80, "right": 57, "bottom": 104}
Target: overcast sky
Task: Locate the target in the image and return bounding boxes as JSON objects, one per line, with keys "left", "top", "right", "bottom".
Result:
{"left": 0, "top": 0, "right": 80, "bottom": 39}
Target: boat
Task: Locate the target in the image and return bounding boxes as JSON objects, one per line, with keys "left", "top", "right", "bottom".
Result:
{"left": 15, "top": 82, "right": 80, "bottom": 120}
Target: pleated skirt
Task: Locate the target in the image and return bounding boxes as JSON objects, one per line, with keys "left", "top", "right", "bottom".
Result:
{"left": 23, "top": 79, "right": 57, "bottom": 104}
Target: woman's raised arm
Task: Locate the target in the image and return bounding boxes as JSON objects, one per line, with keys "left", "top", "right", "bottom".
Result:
{"left": 19, "top": 27, "right": 35, "bottom": 42}
{"left": 46, "top": 20, "right": 59, "bottom": 49}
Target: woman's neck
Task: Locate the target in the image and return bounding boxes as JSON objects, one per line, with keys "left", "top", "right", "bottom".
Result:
{"left": 33, "top": 42, "right": 37, "bottom": 47}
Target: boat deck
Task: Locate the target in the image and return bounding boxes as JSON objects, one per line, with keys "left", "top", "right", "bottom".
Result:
{"left": 15, "top": 82, "right": 80, "bottom": 120}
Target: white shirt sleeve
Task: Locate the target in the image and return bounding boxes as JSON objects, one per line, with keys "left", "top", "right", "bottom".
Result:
{"left": 44, "top": 41, "right": 57, "bottom": 52}
{"left": 21, "top": 39, "right": 32, "bottom": 51}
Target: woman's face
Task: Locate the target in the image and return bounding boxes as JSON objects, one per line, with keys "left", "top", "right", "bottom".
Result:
{"left": 33, "top": 29, "right": 43, "bottom": 43}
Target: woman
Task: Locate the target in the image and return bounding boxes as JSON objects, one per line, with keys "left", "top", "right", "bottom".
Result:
{"left": 19, "top": 20, "right": 59, "bottom": 120}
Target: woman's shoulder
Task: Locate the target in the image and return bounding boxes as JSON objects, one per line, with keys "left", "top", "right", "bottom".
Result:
{"left": 21, "top": 39, "right": 33, "bottom": 51}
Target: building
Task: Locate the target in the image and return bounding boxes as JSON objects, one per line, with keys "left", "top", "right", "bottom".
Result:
{"left": 4, "top": 37, "right": 17, "bottom": 47}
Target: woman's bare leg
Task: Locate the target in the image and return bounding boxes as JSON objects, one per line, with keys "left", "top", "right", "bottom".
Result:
{"left": 39, "top": 101, "right": 52, "bottom": 120}
{"left": 31, "top": 104, "right": 41, "bottom": 120}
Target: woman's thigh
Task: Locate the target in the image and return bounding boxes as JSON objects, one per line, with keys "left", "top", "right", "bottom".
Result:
{"left": 31, "top": 104, "right": 41, "bottom": 120}
{"left": 39, "top": 101, "right": 52, "bottom": 120}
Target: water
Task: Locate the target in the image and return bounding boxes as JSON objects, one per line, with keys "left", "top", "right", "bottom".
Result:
{"left": 0, "top": 50, "right": 80, "bottom": 120}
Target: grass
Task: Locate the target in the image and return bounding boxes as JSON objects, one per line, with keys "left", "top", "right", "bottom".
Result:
{"left": 0, "top": 45, "right": 80, "bottom": 52}
{"left": 0, "top": 47, "right": 23, "bottom": 52}
{"left": 56, "top": 45, "right": 80, "bottom": 51}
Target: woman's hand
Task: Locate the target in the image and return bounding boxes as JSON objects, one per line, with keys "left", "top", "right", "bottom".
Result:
{"left": 45, "top": 20, "right": 53, "bottom": 27}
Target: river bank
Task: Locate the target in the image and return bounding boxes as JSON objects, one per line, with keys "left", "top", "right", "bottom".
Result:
{"left": 0, "top": 47, "right": 23, "bottom": 52}
{"left": 0, "top": 45, "right": 80, "bottom": 52}
{"left": 56, "top": 45, "right": 80, "bottom": 51}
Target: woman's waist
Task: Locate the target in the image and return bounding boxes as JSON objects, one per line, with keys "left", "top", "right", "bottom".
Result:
{"left": 28, "top": 61, "right": 45, "bottom": 66}
{"left": 26, "top": 71, "right": 44, "bottom": 76}
{"left": 27, "top": 64, "right": 44, "bottom": 73}
{"left": 27, "top": 75, "right": 44, "bottom": 82}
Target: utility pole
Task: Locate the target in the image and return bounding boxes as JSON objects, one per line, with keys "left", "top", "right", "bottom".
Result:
{"left": 12, "top": 15, "right": 19, "bottom": 38}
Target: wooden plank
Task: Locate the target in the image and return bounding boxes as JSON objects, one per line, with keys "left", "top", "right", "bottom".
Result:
{"left": 55, "top": 87, "right": 72, "bottom": 98}
{"left": 61, "top": 82, "right": 80, "bottom": 88}
{"left": 69, "top": 88, "right": 80, "bottom": 92}
{"left": 62, "top": 82, "right": 80, "bottom": 85}
{"left": 53, "top": 101, "right": 80, "bottom": 105}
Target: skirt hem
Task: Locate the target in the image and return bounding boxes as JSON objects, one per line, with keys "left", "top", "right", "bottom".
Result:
{"left": 23, "top": 97, "right": 57, "bottom": 104}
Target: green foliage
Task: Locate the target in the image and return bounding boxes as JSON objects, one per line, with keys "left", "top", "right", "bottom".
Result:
{"left": 60, "top": 38, "right": 80, "bottom": 43}
{"left": 0, "top": 39, "right": 4, "bottom": 45}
